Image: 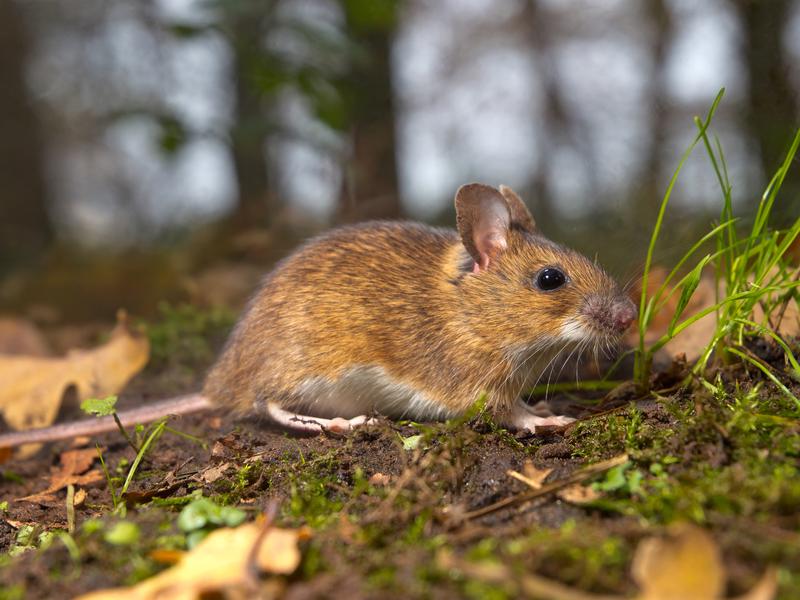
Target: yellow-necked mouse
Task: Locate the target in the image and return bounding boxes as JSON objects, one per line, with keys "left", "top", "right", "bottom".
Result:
{"left": 0, "top": 183, "right": 635, "bottom": 446}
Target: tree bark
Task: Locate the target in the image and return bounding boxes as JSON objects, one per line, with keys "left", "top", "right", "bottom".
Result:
{"left": 634, "top": 0, "right": 672, "bottom": 224}
{"left": 731, "top": 0, "right": 799, "bottom": 209}
{"left": 337, "top": 1, "right": 401, "bottom": 222}
{"left": 227, "top": 6, "right": 275, "bottom": 228}
{"left": 0, "top": 0, "right": 52, "bottom": 272}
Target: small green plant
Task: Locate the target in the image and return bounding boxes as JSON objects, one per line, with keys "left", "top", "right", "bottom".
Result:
{"left": 635, "top": 88, "right": 800, "bottom": 401}
{"left": 177, "top": 497, "right": 246, "bottom": 548}
{"left": 82, "top": 395, "right": 139, "bottom": 452}
{"left": 82, "top": 394, "right": 207, "bottom": 513}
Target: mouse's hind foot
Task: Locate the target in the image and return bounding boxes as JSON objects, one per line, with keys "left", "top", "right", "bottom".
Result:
{"left": 266, "top": 402, "right": 377, "bottom": 435}
{"left": 503, "top": 401, "right": 575, "bottom": 433}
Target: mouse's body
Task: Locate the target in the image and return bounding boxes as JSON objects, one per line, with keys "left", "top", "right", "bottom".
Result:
{"left": 203, "top": 184, "right": 636, "bottom": 431}
{"left": 205, "top": 222, "right": 503, "bottom": 422}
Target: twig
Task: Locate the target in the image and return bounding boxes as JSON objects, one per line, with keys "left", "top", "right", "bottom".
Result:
{"left": 113, "top": 412, "right": 140, "bottom": 454}
{"left": 463, "top": 454, "right": 628, "bottom": 521}
{"left": 66, "top": 484, "right": 76, "bottom": 534}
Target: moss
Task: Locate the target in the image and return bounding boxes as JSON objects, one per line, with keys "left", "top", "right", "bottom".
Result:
{"left": 143, "top": 302, "right": 235, "bottom": 372}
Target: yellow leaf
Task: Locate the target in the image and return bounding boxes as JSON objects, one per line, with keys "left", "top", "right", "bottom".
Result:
{"left": 76, "top": 523, "right": 303, "bottom": 600}
{"left": 633, "top": 523, "right": 724, "bottom": 600}
{"left": 0, "top": 313, "right": 148, "bottom": 434}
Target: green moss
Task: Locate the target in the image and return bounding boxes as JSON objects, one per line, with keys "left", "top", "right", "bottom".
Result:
{"left": 143, "top": 302, "right": 235, "bottom": 371}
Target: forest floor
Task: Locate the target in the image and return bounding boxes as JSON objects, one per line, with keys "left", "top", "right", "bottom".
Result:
{"left": 1, "top": 306, "right": 799, "bottom": 599}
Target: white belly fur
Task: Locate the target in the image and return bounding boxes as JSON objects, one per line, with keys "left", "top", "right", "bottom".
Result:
{"left": 294, "top": 365, "right": 456, "bottom": 421}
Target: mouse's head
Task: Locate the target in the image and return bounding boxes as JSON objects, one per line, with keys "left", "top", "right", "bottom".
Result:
{"left": 453, "top": 183, "right": 636, "bottom": 356}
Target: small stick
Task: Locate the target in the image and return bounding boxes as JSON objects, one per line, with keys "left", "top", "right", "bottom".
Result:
{"left": 0, "top": 394, "right": 210, "bottom": 448}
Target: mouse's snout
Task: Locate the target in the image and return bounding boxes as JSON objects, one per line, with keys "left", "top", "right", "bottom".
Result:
{"left": 610, "top": 297, "right": 637, "bottom": 333}
{"left": 583, "top": 294, "right": 638, "bottom": 336}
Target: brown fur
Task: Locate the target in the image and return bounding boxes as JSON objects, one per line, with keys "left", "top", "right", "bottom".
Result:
{"left": 204, "top": 186, "right": 630, "bottom": 424}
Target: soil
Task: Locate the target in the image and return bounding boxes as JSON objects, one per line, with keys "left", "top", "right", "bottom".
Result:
{"left": 1, "top": 329, "right": 799, "bottom": 599}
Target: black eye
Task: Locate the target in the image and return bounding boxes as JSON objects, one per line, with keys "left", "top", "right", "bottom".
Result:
{"left": 535, "top": 267, "right": 567, "bottom": 291}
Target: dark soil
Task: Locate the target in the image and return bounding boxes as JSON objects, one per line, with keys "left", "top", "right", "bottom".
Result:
{"left": 1, "top": 323, "right": 799, "bottom": 599}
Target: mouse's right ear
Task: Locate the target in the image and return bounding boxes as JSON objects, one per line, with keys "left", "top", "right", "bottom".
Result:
{"left": 498, "top": 185, "right": 536, "bottom": 233}
{"left": 455, "top": 183, "right": 512, "bottom": 273}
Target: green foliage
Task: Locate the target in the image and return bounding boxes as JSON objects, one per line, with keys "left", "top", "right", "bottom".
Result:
{"left": 80, "top": 395, "right": 119, "bottom": 417}
{"left": 103, "top": 521, "right": 141, "bottom": 546}
{"left": 177, "top": 497, "right": 247, "bottom": 549}
{"left": 635, "top": 89, "right": 800, "bottom": 400}
{"left": 400, "top": 433, "right": 423, "bottom": 451}
{"left": 7, "top": 525, "right": 58, "bottom": 557}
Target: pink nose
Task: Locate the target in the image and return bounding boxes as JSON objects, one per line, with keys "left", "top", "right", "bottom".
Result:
{"left": 611, "top": 299, "right": 637, "bottom": 332}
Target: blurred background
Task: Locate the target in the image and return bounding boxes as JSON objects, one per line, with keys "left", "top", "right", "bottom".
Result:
{"left": 1, "top": 0, "right": 799, "bottom": 325}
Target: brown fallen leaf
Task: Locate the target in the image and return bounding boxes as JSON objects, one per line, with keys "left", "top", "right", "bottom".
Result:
{"left": 200, "top": 462, "right": 231, "bottom": 484}
{"left": 633, "top": 523, "right": 776, "bottom": 600}
{"left": 556, "top": 483, "right": 601, "bottom": 505}
{"left": 368, "top": 472, "right": 391, "bottom": 486}
{"left": 19, "top": 447, "right": 104, "bottom": 503}
{"left": 73, "top": 488, "right": 87, "bottom": 507}
{"left": 77, "top": 522, "right": 304, "bottom": 600}
{"left": 633, "top": 523, "right": 724, "bottom": 600}
{"left": 507, "top": 461, "right": 553, "bottom": 489}
{"left": 0, "top": 311, "right": 149, "bottom": 435}
{"left": 510, "top": 463, "right": 601, "bottom": 506}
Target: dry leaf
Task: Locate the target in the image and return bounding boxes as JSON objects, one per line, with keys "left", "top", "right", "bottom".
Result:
{"left": 633, "top": 523, "right": 723, "bottom": 600}
{"left": 77, "top": 522, "right": 304, "bottom": 600}
{"left": 557, "top": 483, "right": 601, "bottom": 505}
{"left": 369, "top": 472, "right": 391, "bottom": 486}
{"left": 19, "top": 447, "right": 103, "bottom": 503}
{"left": 633, "top": 524, "right": 776, "bottom": 600}
{"left": 73, "top": 488, "right": 87, "bottom": 507}
{"left": 0, "top": 312, "right": 148, "bottom": 434}
{"left": 148, "top": 549, "right": 186, "bottom": 565}
{"left": 508, "top": 461, "right": 553, "bottom": 490}
{"left": 200, "top": 462, "right": 231, "bottom": 484}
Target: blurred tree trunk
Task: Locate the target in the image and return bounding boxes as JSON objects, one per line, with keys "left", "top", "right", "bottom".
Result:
{"left": 228, "top": 8, "right": 276, "bottom": 228}
{"left": 0, "top": 0, "right": 52, "bottom": 272}
{"left": 730, "top": 0, "right": 799, "bottom": 209}
{"left": 337, "top": 0, "right": 401, "bottom": 222}
{"left": 519, "top": 0, "right": 569, "bottom": 231}
{"left": 634, "top": 0, "right": 672, "bottom": 224}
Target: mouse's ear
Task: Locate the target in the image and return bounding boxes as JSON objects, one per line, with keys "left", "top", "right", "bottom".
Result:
{"left": 455, "top": 183, "right": 512, "bottom": 273}
{"left": 498, "top": 185, "right": 536, "bottom": 232}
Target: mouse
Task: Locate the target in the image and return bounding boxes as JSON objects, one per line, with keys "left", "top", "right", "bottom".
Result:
{"left": 0, "top": 183, "right": 636, "bottom": 448}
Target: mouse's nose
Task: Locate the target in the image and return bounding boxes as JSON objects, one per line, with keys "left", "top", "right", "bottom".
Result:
{"left": 611, "top": 298, "right": 637, "bottom": 333}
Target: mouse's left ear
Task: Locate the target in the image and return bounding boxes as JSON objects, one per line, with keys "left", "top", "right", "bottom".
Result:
{"left": 455, "top": 183, "right": 511, "bottom": 273}
{"left": 498, "top": 185, "right": 536, "bottom": 233}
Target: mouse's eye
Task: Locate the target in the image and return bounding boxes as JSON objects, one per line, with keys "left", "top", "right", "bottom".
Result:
{"left": 535, "top": 267, "right": 567, "bottom": 291}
